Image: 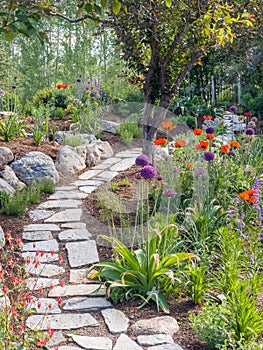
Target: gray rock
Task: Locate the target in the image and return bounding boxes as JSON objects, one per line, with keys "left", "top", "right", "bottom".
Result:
{"left": 22, "top": 252, "right": 59, "bottom": 263}
{"left": 45, "top": 209, "right": 82, "bottom": 223}
{"left": 85, "top": 143, "right": 101, "bottom": 167}
{"left": 0, "top": 146, "right": 13, "bottom": 167}
{"left": 24, "top": 223, "right": 60, "bottom": 231}
{"left": 147, "top": 344, "right": 184, "bottom": 350}
{"left": 67, "top": 334, "right": 112, "bottom": 350}
{"left": 29, "top": 209, "right": 55, "bottom": 221}
{"left": 137, "top": 334, "right": 174, "bottom": 346}
{"left": 22, "top": 230, "right": 53, "bottom": 241}
{"left": 110, "top": 158, "right": 136, "bottom": 171}
{"left": 0, "top": 165, "right": 26, "bottom": 190}
{"left": 95, "top": 140, "right": 114, "bottom": 159}
{"left": 48, "top": 191, "right": 88, "bottom": 200}
{"left": 131, "top": 316, "right": 179, "bottom": 336}
{"left": 101, "top": 308, "right": 129, "bottom": 334}
{"left": 26, "top": 313, "right": 99, "bottom": 330}
{"left": 47, "top": 331, "right": 66, "bottom": 347}
{"left": 0, "top": 178, "right": 15, "bottom": 195}
{"left": 48, "top": 284, "right": 105, "bottom": 297}
{"left": 100, "top": 119, "right": 120, "bottom": 134}
{"left": 82, "top": 133, "right": 97, "bottom": 143}
{"left": 96, "top": 170, "right": 119, "bottom": 181}
{"left": 0, "top": 225, "right": 5, "bottom": 248}
{"left": 55, "top": 185, "right": 78, "bottom": 191}
{"left": 39, "top": 199, "right": 82, "bottom": 209}
{"left": 10, "top": 151, "right": 59, "bottom": 185}
{"left": 25, "top": 277, "right": 60, "bottom": 290}
{"left": 61, "top": 222, "right": 86, "bottom": 229}
{"left": 56, "top": 145, "right": 87, "bottom": 175}
{"left": 69, "top": 268, "right": 94, "bottom": 284}
{"left": 78, "top": 169, "right": 102, "bottom": 180}
{"left": 27, "top": 297, "right": 61, "bottom": 314}
{"left": 63, "top": 297, "right": 112, "bottom": 311}
{"left": 0, "top": 286, "right": 10, "bottom": 310}
{"left": 25, "top": 263, "right": 65, "bottom": 277}
{"left": 66, "top": 240, "right": 99, "bottom": 267}
{"left": 52, "top": 347, "right": 82, "bottom": 350}
{"left": 79, "top": 185, "right": 97, "bottom": 194}
{"left": 22, "top": 239, "right": 59, "bottom": 252}
{"left": 58, "top": 228, "right": 92, "bottom": 241}
{"left": 113, "top": 334, "right": 142, "bottom": 350}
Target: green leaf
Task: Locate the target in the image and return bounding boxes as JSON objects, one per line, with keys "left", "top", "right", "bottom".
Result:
{"left": 85, "top": 3, "right": 93, "bottom": 13}
{"left": 165, "top": 0, "right": 172, "bottom": 8}
{"left": 112, "top": 0, "right": 121, "bottom": 15}
{"left": 101, "top": 0, "right": 108, "bottom": 6}
{"left": 5, "top": 29, "right": 14, "bottom": 41}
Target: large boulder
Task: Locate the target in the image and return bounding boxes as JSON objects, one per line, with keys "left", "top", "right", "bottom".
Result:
{"left": 0, "top": 147, "right": 14, "bottom": 168}
{"left": 10, "top": 151, "right": 59, "bottom": 185}
{"left": 56, "top": 145, "right": 87, "bottom": 175}
{"left": 95, "top": 140, "right": 114, "bottom": 159}
{"left": 85, "top": 143, "right": 101, "bottom": 167}
{"left": 0, "top": 226, "right": 5, "bottom": 249}
{"left": 0, "top": 165, "right": 26, "bottom": 190}
{"left": 0, "top": 178, "right": 15, "bottom": 195}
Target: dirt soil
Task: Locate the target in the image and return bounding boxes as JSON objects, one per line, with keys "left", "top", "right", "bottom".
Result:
{"left": 0, "top": 131, "right": 209, "bottom": 350}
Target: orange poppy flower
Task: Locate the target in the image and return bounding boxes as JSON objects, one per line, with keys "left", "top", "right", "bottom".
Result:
{"left": 221, "top": 144, "right": 229, "bottom": 153}
{"left": 193, "top": 128, "right": 203, "bottom": 135}
{"left": 186, "top": 163, "right": 192, "bottom": 168}
{"left": 204, "top": 115, "right": 212, "bottom": 120}
{"left": 230, "top": 141, "right": 240, "bottom": 148}
{"left": 56, "top": 84, "right": 63, "bottom": 89}
{"left": 206, "top": 134, "right": 215, "bottom": 140}
{"left": 174, "top": 140, "right": 187, "bottom": 148}
{"left": 162, "top": 121, "right": 176, "bottom": 131}
{"left": 199, "top": 140, "right": 209, "bottom": 151}
{"left": 153, "top": 138, "right": 167, "bottom": 146}
{"left": 238, "top": 189, "right": 257, "bottom": 204}
{"left": 56, "top": 84, "right": 68, "bottom": 89}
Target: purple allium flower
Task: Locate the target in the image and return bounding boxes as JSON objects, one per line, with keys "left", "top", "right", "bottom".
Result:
{"left": 227, "top": 151, "right": 235, "bottom": 157}
{"left": 171, "top": 166, "right": 181, "bottom": 174}
{"left": 0, "top": 88, "right": 5, "bottom": 96}
{"left": 135, "top": 154, "right": 150, "bottom": 167}
{"left": 83, "top": 84, "right": 89, "bottom": 90}
{"left": 230, "top": 105, "right": 237, "bottom": 113}
{"left": 247, "top": 121, "right": 256, "bottom": 128}
{"left": 203, "top": 151, "right": 215, "bottom": 161}
{"left": 162, "top": 188, "right": 177, "bottom": 197}
{"left": 76, "top": 78, "right": 81, "bottom": 83}
{"left": 206, "top": 127, "right": 215, "bottom": 134}
{"left": 246, "top": 128, "right": 255, "bottom": 135}
{"left": 140, "top": 165, "right": 157, "bottom": 179}
{"left": 189, "top": 85, "right": 195, "bottom": 92}
{"left": 194, "top": 167, "right": 208, "bottom": 179}
{"left": 72, "top": 98, "right": 80, "bottom": 104}
{"left": 203, "top": 87, "right": 209, "bottom": 93}
{"left": 12, "top": 85, "right": 17, "bottom": 89}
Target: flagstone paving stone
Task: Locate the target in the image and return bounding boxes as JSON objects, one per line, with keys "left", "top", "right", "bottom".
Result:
{"left": 22, "top": 252, "right": 59, "bottom": 263}
{"left": 25, "top": 277, "right": 60, "bottom": 290}
{"left": 66, "top": 240, "right": 99, "bottom": 268}
{"left": 24, "top": 223, "right": 60, "bottom": 231}
{"left": 79, "top": 185, "right": 98, "bottom": 194}
{"left": 45, "top": 209, "right": 82, "bottom": 223}
{"left": 25, "top": 263, "right": 65, "bottom": 277}
{"left": 58, "top": 228, "right": 92, "bottom": 241}
{"left": 147, "top": 344, "right": 184, "bottom": 350}
{"left": 29, "top": 209, "right": 55, "bottom": 221}
{"left": 27, "top": 297, "right": 61, "bottom": 314}
{"left": 39, "top": 199, "right": 82, "bottom": 209}
{"left": 22, "top": 230, "right": 53, "bottom": 241}
{"left": 61, "top": 222, "right": 86, "bottom": 229}
{"left": 23, "top": 239, "right": 59, "bottom": 252}
{"left": 48, "top": 284, "right": 105, "bottom": 297}
{"left": 49, "top": 191, "right": 88, "bottom": 200}
{"left": 73, "top": 179, "right": 106, "bottom": 187}
{"left": 69, "top": 268, "right": 93, "bottom": 284}
{"left": 110, "top": 158, "right": 137, "bottom": 171}
{"left": 113, "top": 334, "right": 143, "bottom": 350}
{"left": 95, "top": 170, "right": 119, "bottom": 180}
{"left": 101, "top": 308, "right": 129, "bottom": 334}
{"left": 47, "top": 331, "right": 66, "bottom": 347}
{"left": 136, "top": 334, "right": 174, "bottom": 346}
{"left": 67, "top": 334, "right": 112, "bottom": 350}
{"left": 78, "top": 169, "right": 102, "bottom": 180}
{"left": 62, "top": 297, "right": 112, "bottom": 311}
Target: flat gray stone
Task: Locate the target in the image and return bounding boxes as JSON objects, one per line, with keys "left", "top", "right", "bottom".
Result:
{"left": 78, "top": 169, "right": 102, "bottom": 180}
{"left": 73, "top": 179, "right": 106, "bottom": 186}
{"left": 26, "top": 313, "right": 99, "bottom": 330}
{"left": 39, "top": 199, "right": 82, "bottom": 209}
{"left": 137, "top": 334, "right": 174, "bottom": 346}
{"left": 58, "top": 228, "right": 92, "bottom": 241}
{"left": 102, "top": 308, "right": 129, "bottom": 334}
{"left": 68, "top": 334, "right": 112, "bottom": 350}
{"left": 27, "top": 297, "right": 61, "bottom": 314}
{"left": 45, "top": 209, "right": 82, "bottom": 223}
{"left": 0, "top": 226, "right": 5, "bottom": 248}
{"left": 56, "top": 185, "right": 78, "bottom": 191}
{"left": 147, "top": 345, "right": 184, "bottom": 350}
{"left": 79, "top": 186, "right": 97, "bottom": 194}
{"left": 113, "top": 334, "right": 142, "bottom": 350}
{"left": 25, "top": 263, "right": 65, "bottom": 277}
{"left": 23, "top": 239, "right": 59, "bottom": 252}
{"left": 22, "top": 252, "right": 59, "bottom": 263}
{"left": 25, "top": 277, "right": 60, "bottom": 290}
{"left": 29, "top": 209, "right": 55, "bottom": 221}
{"left": 22, "top": 231, "right": 53, "bottom": 241}
{"left": 47, "top": 331, "right": 66, "bottom": 347}
{"left": 103, "top": 157, "right": 122, "bottom": 164}
{"left": 66, "top": 241, "right": 99, "bottom": 267}
{"left": 62, "top": 297, "right": 112, "bottom": 311}
{"left": 131, "top": 316, "right": 179, "bottom": 336}
{"left": 52, "top": 347, "right": 82, "bottom": 350}
{"left": 48, "top": 191, "right": 88, "bottom": 200}
{"left": 61, "top": 222, "right": 86, "bottom": 229}
{"left": 69, "top": 268, "right": 94, "bottom": 283}
{"left": 115, "top": 149, "right": 141, "bottom": 158}
{"left": 48, "top": 284, "right": 105, "bottom": 297}
{"left": 0, "top": 287, "right": 10, "bottom": 310}
{"left": 110, "top": 158, "right": 136, "bottom": 171}
{"left": 92, "top": 162, "right": 113, "bottom": 170}
{"left": 96, "top": 170, "right": 118, "bottom": 180}
{"left": 24, "top": 224, "right": 60, "bottom": 232}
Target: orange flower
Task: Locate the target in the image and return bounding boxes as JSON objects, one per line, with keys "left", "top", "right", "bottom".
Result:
{"left": 204, "top": 115, "right": 212, "bottom": 120}
{"left": 162, "top": 121, "right": 176, "bottom": 131}
{"left": 56, "top": 83, "right": 68, "bottom": 89}
{"left": 153, "top": 138, "right": 167, "bottom": 146}
{"left": 56, "top": 84, "right": 63, "bottom": 89}
{"left": 198, "top": 140, "right": 209, "bottom": 151}
{"left": 206, "top": 133, "right": 215, "bottom": 140}
{"left": 221, "top": 144, "right": 229, "bottom": 153}
{"left": 230, "top": 141, "right": 240, "bottom": 148}
{"left": 193, "top": 128, "right": 203, "bottom": 135}
{"left": 238, "top": 189, "right": 257, "bottom": 204}
{"left": 186, "top": 163, "right": 192, "bottom": 168}
{"left": 174, "top": 140, "right": 187, "bottom": 148}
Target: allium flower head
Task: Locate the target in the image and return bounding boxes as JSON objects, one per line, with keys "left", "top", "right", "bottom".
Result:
{"left": 247, "top": 121, "right": 256, "bottom": 128}
{"left": 162, "top": 188, "right": 177, "bottom": 197}
{"left": 206, "top": 127, "right": 215, "bottom": 134}
{"left": 246, "top": 128, "right": 255, "bottom": 135}
{"left": 189, "top": 85, "right": 195, "bottom": 92}
{"left": 230, "top": 105, "right": 237, "bottom": 113}
{"left": 171, "top": 165, "right": 181, "bottom": 174}
{"left": 227, "top": 151, "right": 235, "bottom": 157}
{"left": 140, "top": 165, "right": 157, "bottom": 179}
{"left": 12, "top": 85, "right": 17, "bottom": 89}
{"left": 203, "top": 151, "right": 215, "bottom": 161}
{"left": 0, "top": 88, "right": 5, "bottom": 96}
{"left": 135, "top": 154, "right": 150, "bottom": 167}
{"left": 194, "top": 167, "right": 208, "bottom": 179}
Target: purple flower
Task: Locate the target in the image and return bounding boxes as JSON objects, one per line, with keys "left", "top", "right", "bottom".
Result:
{"left": 206, "top": 127, "right": 215, "bottom": 134}
{"left": 162, "top": 188, "right": 177, "bottom": 197}
{"left": 203, "top": 151, "right": 215, "bottom": 161}
{"left": 12, "top": 85, "right": 17, "bottom": 89}
{"left": 246, "top": 128, "right": 255, "bottom": 135}
{"left": 189, "top": 85, "right": 195, "bottom": 92}
{"left": 194, "top": 167, "right": 207, "bottom": 179}
{"left": 247, "top": 121, "right": 256, "bottom": 128}
{"left": 0, "top": 88, "right": 5, "bottom": 96}
{"left": 227, "top": 151, "right": 235, "bottom": 157}
{"left": 135, "top": 154, "right": 150, "bottom": 167}
{"left": 140, "top": 165, "right": 157, "bottom": 179}
{"left": 203, "top": 87, "right": 209, "bottom": 93}
{"left": 230, "top": 105, "right": 237, "bottom": 113}
{"left": 171, "top": 166, "right": 181, "bottom": 174}
{"left": 76, "top": 78, "right": 81, "bottom": 83}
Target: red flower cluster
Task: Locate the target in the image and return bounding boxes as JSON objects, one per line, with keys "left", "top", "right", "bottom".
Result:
{"left": 56, "top": 84, "right": 68, "bottom": 89}
{"left": 153, "top": 138, "right": 167, "bottom": 146}
{"left": 238, "top": 189, "right": 257, "bottom": 204}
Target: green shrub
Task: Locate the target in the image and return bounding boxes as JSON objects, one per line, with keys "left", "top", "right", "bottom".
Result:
{"left": 0, "top": 114, "right": 25, "bottom": 142}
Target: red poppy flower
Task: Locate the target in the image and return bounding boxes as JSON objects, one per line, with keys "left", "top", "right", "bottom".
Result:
{"left": 193, "top": 128, "right": 203, "bottom": 135}
{"left": 206, "top": 134, "right": 215, "bottom": 140}
{"left": 174, "top": 140, "right": 187, "bottom": 148}
{"left": 203, "top": 115, "right": 212, "bottom": 120}
{"left": 230, "top": 141, "right": 240, "bottom": 148}
{"left": 221, "top": 144, "right": 229, "bottom": 153}
{"left": 244, "top": 112, "right": 252, "bottom": 117}
{"left": 198, "top": 140, "right": 209, "bottom": 151}
{"left": 238, "top": 189, "right": 257, "bottom": 204}
{"left": 153, "top": 138, "right": 167, "bottom": 146}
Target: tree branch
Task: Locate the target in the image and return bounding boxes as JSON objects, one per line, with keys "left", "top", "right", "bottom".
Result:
{"left": 48, "top": 11, "right": 114, "bottom": 27}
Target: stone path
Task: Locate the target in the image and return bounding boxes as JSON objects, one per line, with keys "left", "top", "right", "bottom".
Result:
{"left": 22, "top": 148, "right": 184, "bottom": 350}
